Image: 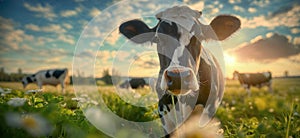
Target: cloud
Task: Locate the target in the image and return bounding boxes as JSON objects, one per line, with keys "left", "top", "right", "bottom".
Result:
{"left": 248, "top": 7, "right": 256, "bottom": 13}
{"left": 189, "top": 1, "right": 204, "bottom": 10}
{"left": 25, "top": 23, "right": 66, "bottom": 33}
{"left": 240, "top": 4, "right": 300, "bottom": 29}
{"left": 233, "top": 5, "right": 245, "bottom": 12}
{"left": 0, "top": 17, "right": 34, "bottom": 51}
{"left": 58, "top": 34, "right": 75, "bottom": 45}
{"left": 291, "top": 28, "right": 300, "bottom": 34}
{"left": 294, "top": 37, "right": 300, "bottom": 45}
{"left": 89, "top": 8, "right": 101, "bottom": 17}
{"left": 229, "top": 34, "right": 300, "bottom": 62}
{"left": 23, "top": 3, "right": 56, "bottom": 20}
{"left": 228, "top": 0, "right": 241, "bottom": 4}
{"left": 62, "top": 23, "right": 73, "bottom": 29}
{"left": 251, "top": 0, "right": 270, "bottom": 7}
{"left": 60, "top": 10, "right": 78, "bottom": 17}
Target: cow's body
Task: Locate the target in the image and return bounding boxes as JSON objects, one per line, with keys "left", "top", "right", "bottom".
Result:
{"left": 119, "top": 78, "right": 146, "bottom": 89}
{"left": 21, "top": 68, "right": 68, "bottom": 93}
{"left": 119, "top": 6, "right": 240, "bottom": 137}
{"left": 233, "top": 71, "right": 272, "bottom": 95}
{"left": 129, "top": 78, "right": 146, "bottom": 88}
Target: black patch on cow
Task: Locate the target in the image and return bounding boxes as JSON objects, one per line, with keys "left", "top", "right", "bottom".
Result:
{"left": 129, "top": 78, "right": 146, "bottom": 89}
{"left": 53, "top": 70, "right": 65, "bottom": 79}
{"left": 157, "top": 20, "right": 180, "bottom": 40}
{"left": 45, "top": 70, "right": 51, "bottom": 78}
{"left": 32, "top": 74, "right": 36, "bottom": 77}
{"left": 26, "top": 77, "right": 33, "bottom": 83}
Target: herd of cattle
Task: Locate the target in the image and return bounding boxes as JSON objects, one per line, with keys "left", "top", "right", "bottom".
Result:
{"left": 19, "top": 6, "right": 276, "bottom": 137}
{"left": 21, "top": 69, "right": 273, "bottom": 94}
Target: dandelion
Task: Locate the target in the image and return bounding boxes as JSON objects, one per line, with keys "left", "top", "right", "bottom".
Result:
{"left": 25, "top": 89, "right": 43, "bottom": 94}
{"left": 5, "top": 113, "right": 53, "bottom": 137}
{"left": 7, "top": 98, "right": 27, "bottom": 107}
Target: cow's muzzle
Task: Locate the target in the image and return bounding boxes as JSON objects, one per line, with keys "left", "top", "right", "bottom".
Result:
{"left": 161, "top": 66, "right": 199, "bottom": 95}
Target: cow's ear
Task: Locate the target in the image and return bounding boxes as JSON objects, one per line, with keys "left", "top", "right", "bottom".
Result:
{"left": 210, "top": 15, "right": 241, "bottom": 40}
{"left": 119, "top": 19, "right": 153, "bottom": 43}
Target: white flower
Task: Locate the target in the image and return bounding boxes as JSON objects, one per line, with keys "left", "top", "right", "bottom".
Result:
{"left": 5, "top": 113, "right": 53, "bottom": 137}
{"left": 71, "top": 97, "right": 86, "bottom": 103}
{"left": 7, "top": 98, "right": 27, "bottom": 107}
{"left": 0, "top": 87, "right": 11, "bottom": 96}
{"left": 25, "top": 89, "right": 43, "bottom": 94}
{"left": 133, "top": 93, "right": 141, "bottom": 99}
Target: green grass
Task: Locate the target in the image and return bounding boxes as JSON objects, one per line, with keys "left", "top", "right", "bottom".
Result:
{"left": 0, "top": 78, "right": 299, "bottom": 138}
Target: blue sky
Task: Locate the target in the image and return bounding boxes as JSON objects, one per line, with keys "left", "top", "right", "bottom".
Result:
{"left": 0, "top": 0, "right": 299, "bottom": 77}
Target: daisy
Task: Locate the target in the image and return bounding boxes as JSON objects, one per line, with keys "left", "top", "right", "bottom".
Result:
{"left": 5, "top": 113, "right": 53, "bottom": 137}
{"left": 25, "top": 89, "right": 43, "bottom": 94}
{"left": 7, "top": 98, "right": 27, "bottom": 107}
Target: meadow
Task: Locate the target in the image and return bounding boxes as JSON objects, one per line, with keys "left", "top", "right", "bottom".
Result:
{"left": 0, "top": 78, "right": 299, "bottom": 138}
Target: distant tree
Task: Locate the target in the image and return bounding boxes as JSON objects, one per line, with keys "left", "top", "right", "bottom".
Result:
{"left": 102, "top": 69, "right": 113, "bottom": 85}
{"left": 18, "top": 68, "right": 22, "bottom": 75}
{"left": 112, "top": 68, "right": 122, "bottom": 84}
{"left": 284, "top": 70, "right": 289, "bottom": 78}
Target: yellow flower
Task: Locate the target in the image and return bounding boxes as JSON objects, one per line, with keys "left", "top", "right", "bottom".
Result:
{"left": 5, "top": 113, "right": 53, "bottom": 137}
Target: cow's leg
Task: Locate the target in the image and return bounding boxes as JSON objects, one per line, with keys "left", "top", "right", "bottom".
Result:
{"left": 242, "top": 84, "right": 251, "bottom": 96}
{"left": 61, "top": 81, "right": 65, "bottom": 94}
{"left": 37, "top": 81, "right": 43, "bottom": 90}
{"left": 268, "top": 81, "right": 273, "bottom": 94}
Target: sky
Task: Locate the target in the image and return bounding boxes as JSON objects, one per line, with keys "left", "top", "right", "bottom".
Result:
{"left": 0, "top": 0, "right": 299, "bottom": 78}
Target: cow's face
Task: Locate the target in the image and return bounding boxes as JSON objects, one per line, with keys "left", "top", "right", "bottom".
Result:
{"left": 21, "top": 75, "right": 35, "bottom": 88}
{"left": 120, "top": 6, "right": 240, "bottom": 95}
{"left": 233, "top": 71, "right": 239, "bottom": 79}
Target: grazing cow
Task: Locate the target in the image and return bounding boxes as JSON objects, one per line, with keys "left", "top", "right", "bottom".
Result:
{"left": 120, "top": 78, "right": 147, "bottom": 89}
{"left": 119, "top": 6, "right": 240, "bottom": 137}
{"left": 129, "top": 78, "right": 146, "bottom": 88}
{"left": 233, "top": 71, "right": 272, "bottom": 95}
{"left": 21, "top": 68, "right": 69, "bottom": 93}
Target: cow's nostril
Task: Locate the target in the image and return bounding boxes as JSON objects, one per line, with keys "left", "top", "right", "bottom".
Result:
{"left": 167, "top": 80, "right": 173, "bottom": 86}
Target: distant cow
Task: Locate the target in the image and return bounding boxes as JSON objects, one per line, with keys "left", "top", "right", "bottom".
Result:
{"left": 21, "top": 68, "right": 68, "bottom": 93}
{"left": 233, "top": 71, "right": 272, "bottom": 95}
{"left": 120, "top": 6, "right": 240, "bottom": 137}
{"left": 119, "top": 78, "right": 146, "bottom": 89}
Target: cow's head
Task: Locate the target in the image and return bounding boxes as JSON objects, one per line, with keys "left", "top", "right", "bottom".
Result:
{"left": 21, "top": 75, "right": 35, "bottom": 88}
{"left": 233, "top": 70, "right": 239, "bottom": 79}
{"left": 120, "top": 6, "right": 240, "bottom": 95}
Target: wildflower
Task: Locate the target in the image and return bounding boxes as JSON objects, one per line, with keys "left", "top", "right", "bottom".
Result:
{"left": 7, "top": 98, "right": 27, "bottom": 107}
{"left": 0, "top": 87, "right": 11, "bottom": 96}
{"left": 268, "top": 108, "right": 274, "bottom": 113}
{"left": 5, "top": 113, "right": 53, "bottom": 137}
{"left": 216, "top": 128, "right": 224, "bottom": 135}
{"left": 25, "top": 89, "right": 43, "bottom": 94}
{"left": 134, "top": 93, "right": 141, "bottom": 99}
{"left": 71, "top": 97, "right": 86, "bottom": 103}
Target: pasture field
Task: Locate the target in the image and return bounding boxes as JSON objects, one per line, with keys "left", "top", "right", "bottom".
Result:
{"left": 0, "top": 78, "right": 299, "bottom": 138}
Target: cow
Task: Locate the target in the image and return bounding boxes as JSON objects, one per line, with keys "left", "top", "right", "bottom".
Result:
{"left": 233, "top": 71, "right": 272, "bottom": 95}
{"left": 21, "top": 68, "right": 69, "bottom": 93}
{"left": 119, "top": 78, "right": 146, "bottom": 89}
{"left": 119, "top": 6, "right": 240, "bottom": 137}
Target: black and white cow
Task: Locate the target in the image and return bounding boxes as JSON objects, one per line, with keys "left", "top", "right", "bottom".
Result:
{"left": 233, "top": 71, "right": 272, "bottom": 95}
{"left": 119, "top": 78, "right": 147, "bottom": 89}
{"left": 21, "top": 68, "right": 69, "bottom": 93}
{"left": 119, "top": 6, "right": 240, "bottom": 137}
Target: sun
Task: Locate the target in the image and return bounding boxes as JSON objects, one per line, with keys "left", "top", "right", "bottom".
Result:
{"left": 224, "top": 53, "right": 236, "bottom": 65}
